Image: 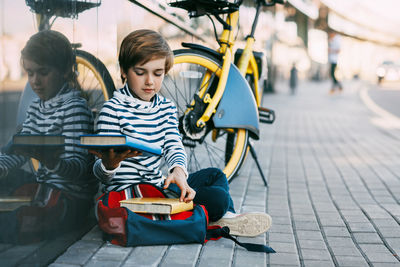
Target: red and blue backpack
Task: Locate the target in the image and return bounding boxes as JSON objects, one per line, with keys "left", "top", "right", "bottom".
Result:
{"left": 96, "top": 183, "right": 275, "bottom": 253}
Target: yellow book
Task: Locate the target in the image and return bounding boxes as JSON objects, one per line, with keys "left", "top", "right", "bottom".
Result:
{"left": 119, "top": 197, "right": 194, "bottom": 215}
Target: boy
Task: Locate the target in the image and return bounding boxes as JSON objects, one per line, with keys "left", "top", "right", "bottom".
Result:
{"left": 92, "top": 29, "right": 271, "bottom": 237}
{"left": 0, "top": 30, "right": 97, "bottom": 242}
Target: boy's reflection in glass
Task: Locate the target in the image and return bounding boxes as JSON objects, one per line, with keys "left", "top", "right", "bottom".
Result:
{"left": 0, "top": 30, "right": 97, "bottom": 243}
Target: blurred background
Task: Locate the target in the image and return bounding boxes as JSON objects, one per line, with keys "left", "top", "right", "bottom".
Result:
{"left": 1, "top": 0, "right": 400, "bottom": 146}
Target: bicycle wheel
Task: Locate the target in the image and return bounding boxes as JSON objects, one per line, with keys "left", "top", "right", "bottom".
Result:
{"left": 161, "top": 49, "right": 249, "bottom": 181}
{"left": 75, "top": 49, "right": 115, "bottom": 120}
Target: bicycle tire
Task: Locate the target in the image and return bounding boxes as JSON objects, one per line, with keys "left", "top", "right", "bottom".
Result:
{"left": 161, "top": 49, "right": 249, "bottom": 181}
{"left": 75, "top": 49, "right": 115, "bottom": 120}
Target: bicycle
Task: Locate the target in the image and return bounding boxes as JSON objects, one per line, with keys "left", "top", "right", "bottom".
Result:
{"left": 161, "top": 0, "right": 281, "bottom": 182}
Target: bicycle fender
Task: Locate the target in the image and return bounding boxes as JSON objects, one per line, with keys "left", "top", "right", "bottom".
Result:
{"left": 213, "top": 64, "right": 260, "bottom": 140}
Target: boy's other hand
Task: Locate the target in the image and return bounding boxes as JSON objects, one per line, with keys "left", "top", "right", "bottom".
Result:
{"left": 89, "top": 149, "right": 142, "bottom": 170}
{"left": 164, "top": 167, "right": 195, "bottom": 203}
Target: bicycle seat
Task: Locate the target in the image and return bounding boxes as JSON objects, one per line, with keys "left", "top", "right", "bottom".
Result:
{"left": 26, "top": 0, "right": 101, "bottom": 18}
{"left": 168, "top": 0, "right": 242, "bottom": 17}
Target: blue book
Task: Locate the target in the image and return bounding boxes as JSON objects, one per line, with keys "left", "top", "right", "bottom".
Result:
{"left": 79, "top": 134, "right": 162, "bottom": 156}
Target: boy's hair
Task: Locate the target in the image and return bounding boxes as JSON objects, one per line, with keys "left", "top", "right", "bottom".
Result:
{"left": 119, "top": 29, "right": 174, "bottom": 83}
{"left": 21, "top": 30, "right": 79, "bottom": 89}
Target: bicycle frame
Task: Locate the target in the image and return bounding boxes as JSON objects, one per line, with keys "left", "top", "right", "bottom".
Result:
{"left": 193, "top": 5, "right": 264, "bottom": 139}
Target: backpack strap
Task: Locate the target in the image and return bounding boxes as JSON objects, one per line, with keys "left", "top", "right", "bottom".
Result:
{"left": 206, "top": 226, "right": 276, "bottom": 253}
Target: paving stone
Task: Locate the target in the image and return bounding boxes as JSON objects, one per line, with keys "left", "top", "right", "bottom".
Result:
{"left": 373, "top": 196, "right": 398, "bottom": 204}
{"left": 269, "top": 252, "right": 300, "bottom": 266}
{"left": 370, "top": 263, "right": 400, "bottom": 267}
{"left": 378, "top": 227, "right": 400, "bottom": 238}
{"left": 54, "top": 251, "right": 93, "bottom": 265}
{"left": 85, "top": 260, "right": 122, "bottom": 267}
{"left": 359, "top": 244, "right": 393, "bottom": 254}
{"left": 300, "top": 248, "right": 332, "bottom": 261}
{"left": 269, "top": 224, "right": 294, "bottom": 234}
{"left": 241, "top": 205, "right": 266, "bottom": 213}
{"left": 385, "top": 238, "right": 400, "bottom": 253}
{"left": 197, "top": 256, "right": 232, "bottom": 267}
{"left": 81, "top": 226, "right": 103, "bottom": 241}
{"left": 335, "top": 255, "right": 368, "bottom": 266}
{"left": 124, "top": 246, "right": 167, "bottom": 267}
{"left": 302, "top": 260, "right": 335, "bottom": 267}
{"left": 292, "top": 214, "right": 318, "bottom": 222}
{"left": 91, "top": 243, "right": 132, "bottom": 262}
{"left": 197, "top": 240, "right": 234, "bottom": 267}
{"left": 294, "top": 221, "right": 320, "bottom": 231}
{"left": 49, "top": 264, "right": 80, "bottom": 267}
{"left": 296, "top": 230, "right": 324, "bottom": 240}
{"left": 340, "top": 209, "right": 364, "bottom": 216}
{"left": 67, "top": 240, "right": 102, "bottom": 252}
{"left": 348, "top": 222, "right": 377, "bottom": 233}
{"left": 297, "top": 239, "right": 327, "bottom": 250}
{"left": 269, "top": 232, "right": 296, "bottom": 243}
{"left": 364, "top": 251, "right": 399, "bottom": 264}
{"left": 269, "top": 208, "right": 291, "bottom": 217}
{"left": 323, "top": 226, "right": 351, "bottom": 237}
{"left": 233, "top": 249, "right": 266, "bottom": 267}
{"left": 318, "top": 217, "right": 346, "bottom": 227}
{"left": 330, "top": 245, "right": 362, "bottom": 257}
{"left": 343, "top": 215, "right": 370, "bottom": 223}
{"left": 271, "top": 216, "right": 292, "bottom": 225}
{"left": 325, "top": 236, "right": 355, "bottom": 247}
{"left": 160, "top": 244, "right": 201, "bottom": 267}
{"left": 353, "top": 232, "right": 383, "bottom": 244}
{"left": 269, "top": 242, "right": 298, "bottom": 254}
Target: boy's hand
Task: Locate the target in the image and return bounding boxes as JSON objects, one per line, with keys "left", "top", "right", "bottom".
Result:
{"left": 89, "top": 149, "right": 142, "bottom": 170}
{"left": 163, "top": 167, "right": 195, "bottom": 203}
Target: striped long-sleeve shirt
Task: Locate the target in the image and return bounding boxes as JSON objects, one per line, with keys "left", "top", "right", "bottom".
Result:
{"left": 0, "top": 85, "right": 97, "bottom": 199}
{"left": 93, "top": 85, "right": 187, "bottom": 192}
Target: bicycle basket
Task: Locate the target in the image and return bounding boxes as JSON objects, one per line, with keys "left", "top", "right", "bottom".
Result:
{"left": 26, "top": 0, "right": 101, "bottom": 18}
{"left": 167, "top": 0, "right": 242, "bottom": 17}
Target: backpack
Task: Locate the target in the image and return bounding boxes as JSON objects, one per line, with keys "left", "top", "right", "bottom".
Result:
{"left": 96, "top": 183, "right": 275, "bottom": 253}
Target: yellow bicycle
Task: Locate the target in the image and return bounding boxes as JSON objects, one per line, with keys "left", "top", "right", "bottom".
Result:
{"left": 161, "top": 0, "right": 281, "bottom": 181}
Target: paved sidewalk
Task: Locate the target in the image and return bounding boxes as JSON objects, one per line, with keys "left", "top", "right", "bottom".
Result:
{"left": 49, "top": 79, "right": 400, "bottom": 267}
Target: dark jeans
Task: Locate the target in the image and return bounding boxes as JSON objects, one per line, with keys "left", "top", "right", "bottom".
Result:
{"left": 330, "top": 63, "right": 342, "bottom": 88}
{"left": 167, "top": 168, "right": 235, "bottom": 222}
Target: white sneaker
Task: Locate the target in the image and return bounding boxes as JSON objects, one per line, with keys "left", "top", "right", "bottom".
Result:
{"left": 210, "top": 212, "right": 272, "bottom": 237}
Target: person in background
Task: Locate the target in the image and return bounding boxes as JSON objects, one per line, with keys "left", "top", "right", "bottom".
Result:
{"left": 328, "top": 30, "right": 343, "bottom": 93}
{"left": 289, "top": 62, "right": 298, "bottom": 94}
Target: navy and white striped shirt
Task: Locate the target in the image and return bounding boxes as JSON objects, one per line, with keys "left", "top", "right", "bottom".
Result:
{"left": 0, "top": 85, "right": 97, "bottom": 199}
{"left": 93, "top": 85, "right": 187, "bottom": 192}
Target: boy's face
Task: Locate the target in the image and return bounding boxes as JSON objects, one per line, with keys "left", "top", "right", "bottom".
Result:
{"left": 23, "top": 58, "right": 65, "bottom": 101}
{"left": 122, "top": 57, "right": 166, "bottom": 102}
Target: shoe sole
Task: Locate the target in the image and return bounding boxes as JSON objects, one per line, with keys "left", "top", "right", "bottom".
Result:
{"left": 211, "top": 213, "right": 272, "bottom": 237}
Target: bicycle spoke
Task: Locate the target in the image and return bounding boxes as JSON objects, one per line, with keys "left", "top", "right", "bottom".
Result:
{"left": 187, "top": 147, "right": 202, "bottom": 172}
{"left": 203, "top": 141, "right": 225, "bottom": 168}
